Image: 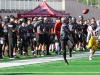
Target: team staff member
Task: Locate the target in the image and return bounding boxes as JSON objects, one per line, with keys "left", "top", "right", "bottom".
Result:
{"left": 54, "top": 18, "right": 62, "bottom": 54}
{"left": 60, "top": 17, "right": 74, "bottom": 65}
{"left": 8, "top": 15, "right": 16, "bottom": 59}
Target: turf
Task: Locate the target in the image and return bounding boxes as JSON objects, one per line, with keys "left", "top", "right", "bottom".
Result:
{"left": 0, "top": 56, "right": 100, "bottom": 75}
{"left": 0, "top": 48, "right": 90, "bottom": 62}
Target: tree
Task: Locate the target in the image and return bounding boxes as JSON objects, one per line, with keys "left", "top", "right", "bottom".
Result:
{"left": 77, "top": 0, "right": 98, "bottom": 6}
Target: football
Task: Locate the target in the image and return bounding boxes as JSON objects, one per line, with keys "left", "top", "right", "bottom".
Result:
{"left": 82, "top": 9, "right": 89, "bottom": 14}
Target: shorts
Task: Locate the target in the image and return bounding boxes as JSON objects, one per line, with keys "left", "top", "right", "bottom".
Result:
{"left": 43, "top": 34, "right": 49, "bottom": 44}
{"left": 3, "top": 35, "right": 9, "bottom": 45}
{"left": 33, "top": 40, "right": 37, "bottom": 46}
{"left": 88, "top": 37, "right": 98, "bottom": 50}
{"left": 78, "top": 34, "right": 82, "bottom": 43}
{"left": 36, "top": 34, "right": 44, "bottom": 45}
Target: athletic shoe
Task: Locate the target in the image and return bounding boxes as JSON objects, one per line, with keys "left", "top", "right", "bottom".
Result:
{"left": 72, "top": 50, "right": 76, "bottom": 52}
{"left": 76, "top": 48, "right": 80, "bottom": 50}
{"left": 0, "top": 57, "right": 3, "bottom": 60}
{"left": 33, "top": 54, "right": 37, "bottom": 57}
{"left": 83, "top": 48, "right": 86, "bottom": 51}
{"left": 13, "top": 55, "right": 19, "bottom": 59}
{"left": 9, "top": 58, "right": 14, "bottom": 59}
{"left": 41, "top": 55, "right": 44, "bottom": 56}
{"left": 37, "top": 55, "right": 41, "bottom": 57}
{"left": 65, "top": 62, "right": 68, "bottom": 65}
{"left": 89, "top": 57, "right": 92, "bottom": 60}
{"left": 69, "top": 54, "right": 72, "bottom": 57}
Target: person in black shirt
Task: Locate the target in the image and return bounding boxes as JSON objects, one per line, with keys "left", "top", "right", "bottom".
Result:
{"left": 83, "top": 20, "right": 88, "bottom": 37}
{"left": 60, "top": 17, "right": 74, "bottom": 65}
{"left": 77, "top": 20, "right": 87, "bottom": 50}
{"left": 2, "top": 21, "right": 9, "bottom": 57}
{"left": 2, "top": 16, "right": 10, "bottom": 57}
{"left": 8, "top": 15, "right": 16, "bottom": 59}
{"left": 0, "top": 17, "right": 4, "bottom": 59}
{"left": 19, "top": 21, "right": 28, "bottom": 57}
{"left": 26, "top": 19, "right": 34, "bottom": 55}
{"left": 43, "top": 17, "right": 51, "bottom": 55}
{"left": 14, "top": 18, "right": 21, "bottom": 58}
{"left": 49, "top": 28, "right": 55, "bottom": 52}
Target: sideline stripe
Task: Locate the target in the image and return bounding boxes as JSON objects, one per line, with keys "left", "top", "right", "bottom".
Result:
{"left": 0, "top": 72, "right": 100, "bottom": 74}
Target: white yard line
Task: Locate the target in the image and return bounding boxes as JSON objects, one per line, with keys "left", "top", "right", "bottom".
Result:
{"left": 0, "top": 72, "right": 100, "bottom": 74}
{"left": 0, "top": 51, "right": 100, "bottom": 68}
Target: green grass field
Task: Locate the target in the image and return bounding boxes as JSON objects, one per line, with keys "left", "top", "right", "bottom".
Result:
{"left": 0, "top": 48, "right": 90, "bottom": 62}
{"left": 0, "top": 56, "right": 100, "bottom": 75}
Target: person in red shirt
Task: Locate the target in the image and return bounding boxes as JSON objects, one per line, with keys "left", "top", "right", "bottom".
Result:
{"left": 54, "top": 18, "right": 62, "bottom": 54}
{"left": 54, "top": 18, "right": 62, "bottom": 37}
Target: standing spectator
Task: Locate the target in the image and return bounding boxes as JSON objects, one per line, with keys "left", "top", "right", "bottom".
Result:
{"left": 26, "top": 19, "right": 34, "bottom": 55}
{"left": 49, "top": 28, "right": 55, "bottom": 52}
{"left": 0, "top": 17, "right": 4, "bottom": 59}
{"left": 43, "top": 17, "right": 51, "bottom": 55}
{"left": 2, "top": 21, "right": 9, "bottom": 57}
{"left": 87, "top": 24, "right": 93, "bottom": 43}
{"left": 2, "top": 16, "right": 9, "bottom": 57}
{"left": 82, "top": 20, "right": 88, "bottom": 50}
{"left": 19, "top": 21, "right": 28, "bottom": 57}
{"left": 77, "top": 20, "right": 84, "bottom": 50}
{"left": 4, "top": 16, "right": 10, "bottom": 24}
{"left": 8, "top": 15, "right": 16, "bottom": 59}
{"left": 86, "top": 19, "right": 90, "bottom": 26}
{"left": 35, "top": 17, "right": 44, "bottom": 56}
{"left": 91, "top": 17, "right": 96, "bottom": 24}
{"left": 78, "top": 15, "right": 84, "bottom": 23}
{"left": 83, "top": 20, "right": 88, "bottom": 37}
{"left": 54, "top": 18, "right": 62, "bottom": 54}
{"left": 70, "top": 17, "right": 79, "bottom": 50}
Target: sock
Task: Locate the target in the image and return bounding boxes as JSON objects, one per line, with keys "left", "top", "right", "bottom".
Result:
{"left": 90, "top": 49, "right": 92, "bottom": 53}
{"left": 2, "top": 50, "right": 5, "bottom": 56}
{"left": 38, "top": 50, "right": 41, "bottom": 55}
{"left": 42, "top": 50, "right": 45, "bottom": 55}
{"left": 31, "top": 51, "right": 34, "bottom": 53}
{"left": 13, "top": 53, "right": 16, "bottom": 56}
{"left": 90, "top": 54, "right": 93, "bottom": 58}
{"left": 23, "top": 51, "right": 26, "bottom": 56}
{"left": 34, "top": 50, "right": 36, "bottom": 54}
